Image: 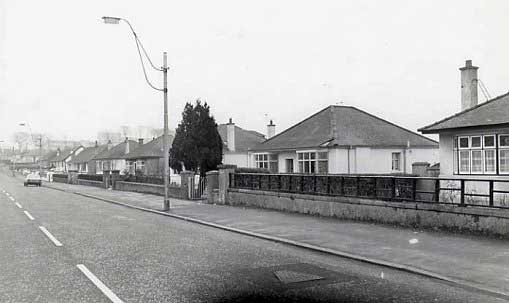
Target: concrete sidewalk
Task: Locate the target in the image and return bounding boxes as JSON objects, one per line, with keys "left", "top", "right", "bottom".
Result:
{"left": 44, "top": 181, "right": 509, "bottom": 297}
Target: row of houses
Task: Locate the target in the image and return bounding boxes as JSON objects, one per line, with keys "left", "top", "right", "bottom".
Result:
{"left": 43, "top": 136, "right": 177, "bottom": 177}
{"left": 32, "top": 60, "right": 508, "bottom": 179}
{"left": 222, "top": 60, "right": 509, "bottom": 180}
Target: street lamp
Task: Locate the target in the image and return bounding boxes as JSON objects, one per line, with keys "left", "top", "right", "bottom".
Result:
{"left": 102, "top": 16, "right": 171, "bottom": 211}
{"left": 19, "top": 122, "right": 43, "bottom": 175}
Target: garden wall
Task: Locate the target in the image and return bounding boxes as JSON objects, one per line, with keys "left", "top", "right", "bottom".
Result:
{"left": 114, "top": 181, "right": 186, "bottom": 199}
{"left": 227, "top": 188, "right": 509, "bottom": 238}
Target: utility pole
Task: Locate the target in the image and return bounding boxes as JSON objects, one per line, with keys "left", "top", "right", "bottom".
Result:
{"left": 163, "top": 52, "right": 170, "bottom": 211}
{"left": 39, "top": 136, "right": 42, "bottom": 174}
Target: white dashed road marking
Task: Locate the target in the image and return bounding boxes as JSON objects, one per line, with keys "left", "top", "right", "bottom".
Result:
{"left": 77, "top": 264, "right": 124, "bottom": 303}
{"left": 15, "top": 202, "right": 22, "bottom": 209}
{"left": 9, "top": 196, "right": 15, "bottom": 201}
{"left": 23, "top": 211, "right": 35, "bottom": 221}
{"left": 38, "top": 226, "right": 63, "bottom": 247}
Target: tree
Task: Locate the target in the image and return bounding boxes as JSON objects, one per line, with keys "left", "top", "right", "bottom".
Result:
{"left": 170, "top": 100, "right": 223, "bottom": 176}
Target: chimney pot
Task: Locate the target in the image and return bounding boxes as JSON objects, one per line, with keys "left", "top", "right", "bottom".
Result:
{"left": 267, "top": 120, "right": 276, "bottom": 139}
{"left": 460, "top": 59, "right": 479, "bottom": 111}
{"left": 228, "top": 118, "right": 233, "bottom": 124}
{"left": 138, "top": 138, "right": 144, "bottom": 145}
{"left": 226, "top": 119, "right": 235, "bottom": 151}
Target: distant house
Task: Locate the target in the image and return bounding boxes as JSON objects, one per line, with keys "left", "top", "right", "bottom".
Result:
{"left": 41, "top": 150, "right": 58, "bottom": 169}
{"left": 420, "top": 60, "right": 509, "bottom": 178}
{"left": 250, "top": 105, "right": 438, "bottom": 174}
{"left": 122, "top": 136, "right": 178, "bottom": 177}
{"left": 218, "top": 118, "right": 267, "bottom": 168}
{"left": 68, "top": 142, "right": 108, "bottom": 174}
{"left": 49, "top": 146, "right": 85, "bottom": 172}
{"left": 93, "top": 138, "right": 140, "bottom": 175}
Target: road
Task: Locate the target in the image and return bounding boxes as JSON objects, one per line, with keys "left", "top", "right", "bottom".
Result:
{"left": 0, "top": 172, "right": 505, "bottom": 303}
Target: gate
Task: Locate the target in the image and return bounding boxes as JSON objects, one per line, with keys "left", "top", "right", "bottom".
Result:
{"left": 188, "top": 175, "right": 207, "bottom": 200}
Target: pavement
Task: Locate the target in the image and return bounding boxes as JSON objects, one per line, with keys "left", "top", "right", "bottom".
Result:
{"left": 38, "top": 178, "right": 509, "bottom": 298}
{"left": 2, "top": 171, "right": 503, "bottom": 302}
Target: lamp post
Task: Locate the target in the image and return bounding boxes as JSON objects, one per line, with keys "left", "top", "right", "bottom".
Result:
{"left": 102, "top": 16, "right": 170, "bottom": 211}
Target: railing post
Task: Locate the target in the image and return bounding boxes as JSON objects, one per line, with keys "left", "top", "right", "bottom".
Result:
{"left": 278, "top": 174, "right": 282, "bottom": 192}
{"left": 258, "top": 174, "right": 262, "bottom": 190}
{"left": 391, "top": 177, "right": 396, "bottom": 200}
{"left": 314, "top": 175, "right": 317, "bottom": 194}
{"left": 300, "top": 175, "right": 304, "bottom": 193}
{"left": 289, "top": 175, "right": 292, "bottom": 192}
{"left": 327, "top": 176, "right": 331, "bottom": 194}
{"left": 489, "top": 180, "right": 494, "bottom": 207}
{"left": 412, "top": 178, "right": 417, "bottom": 201}
{"left": 374, "top": 177, "right": 378, "bottom": 199}
{"left": 340, "top": 176, "right": 344, "bottom": 196}
{"left": 356, "top": 176, "right": 360, "bottom": 197}
{"left": 434, "top": 179, "right": 440, "bottom": 202}
{"left": 460, "top": 179, "right": 465, "bottom": 206}
{"left": 229, "top": 173, "right": 233, "bottom": 188}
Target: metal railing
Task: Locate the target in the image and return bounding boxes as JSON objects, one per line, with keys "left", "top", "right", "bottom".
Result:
{"left": 229, "top": 173, "right": 509, "bottom": 209}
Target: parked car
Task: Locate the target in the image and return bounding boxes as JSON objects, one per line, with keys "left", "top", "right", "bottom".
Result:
{"left": 24, "top": 173, "right": 42, "bottom": 187}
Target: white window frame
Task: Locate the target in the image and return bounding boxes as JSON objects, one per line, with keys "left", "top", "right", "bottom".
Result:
{"left": 391, "top": 152, "right": 401, "bottom": 171}
{"left": 297, "top": 150, "right": 328, "bottom": 174}
{"left": 455, "top": 134, "right": 500, "bottom": 175}
{"left": 254, "top": 153, "right": 278, "bottom": 172}
{"left": 499, "top": 134, "right": 509, "bottom": 175}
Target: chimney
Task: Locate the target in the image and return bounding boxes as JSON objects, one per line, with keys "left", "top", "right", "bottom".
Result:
{"left": 460, "top": 60, "right": 478, "bottom": 111}
{"left": 267, "top": 120, "right": 276, "bottom": 139}
{"left": 226, "top": 118, "right": 235, "bottom": 152}
{"left": 94, "top": 140, "right": 98, "bottom": 148}
{"left": 138, "top": 138, "right": 144, "bottom": 145}
{"left": 125, "top": 137, "right": 129, "bottom": 154}
{"left": 56, "top": 148, "right": 61, "bottom": 156}
{"left": 107, "top": 140, "right": 112, "bottom": 150}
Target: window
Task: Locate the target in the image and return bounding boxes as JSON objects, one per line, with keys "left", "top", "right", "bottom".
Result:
{"left": 96, "top": 161, "right": 103, "bottom": 173}
{"left": 500, "top": 135, "right": 509, "bottom": 174}
{"left": 254, "top": 153, "right": 278, "bottom": 173}
{"left": 136, "top": 160, "right": 145, "bottom": 174}
{"left": 297, "top": 151, "right": 328, "bottom": 174}
{"left": 391, "top": 152, "right": 401, "bottom": 171}
{"left": 454, "top": 134, "right": 499, "bottom": 175}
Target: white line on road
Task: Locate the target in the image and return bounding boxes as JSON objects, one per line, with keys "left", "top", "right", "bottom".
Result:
{"left": 23, "top": 211, "right": 34, "bottom": 220}
{"left": 38, "top": 226, "right": 63, "bottom": 247}
{"left": 77, "top": 264, "right": 124, "bottom": 303}
{"left": 15, "top": 202, "right": 22, "bottom": 209}
{"left": 9, "top": 196, "right": 15, "bottom": 201}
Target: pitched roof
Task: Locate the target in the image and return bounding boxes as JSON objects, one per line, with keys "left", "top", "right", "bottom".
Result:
{"left": 217, "top": 124, "right": 266, "bottom": 152}
{"left": 419, "top": 92, "right": 509, "bottom": 133}
{"left": 93, "top": 140, "right": 140, "bottom": 160}
{"left": 252, "top": 106, "right": 437, "bottom": 152}
{"left": 50, "top": 147, "right": 76, "bottom": 162}
{"left": 70, "top": 145, "right": 108, "bottom": 163}
{"left": 123, "top": 135, "right": 174, "bottom": 159}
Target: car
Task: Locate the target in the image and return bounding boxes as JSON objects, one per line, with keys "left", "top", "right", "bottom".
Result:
{"left": 24, "top": 173, "right": 42, "bottom": 187}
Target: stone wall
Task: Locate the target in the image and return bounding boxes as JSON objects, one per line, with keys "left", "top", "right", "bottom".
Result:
{"left": 77, "top": 179, "right": 104, "bottom": 188}
{"left": 114, "top": 181, "right": 185, "bottom": 199}
{"left": 52, "top": 176, "right": 68, "bottom": 183}
{"left": 227, "top": 188, "right": 509, "bottom": 238}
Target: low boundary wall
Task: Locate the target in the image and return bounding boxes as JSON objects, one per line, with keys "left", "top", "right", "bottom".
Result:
{"left": 115, "top": 181, "right": 185, "bottom": 199}
{"left": 77, "top": 179, "right": 104, "bottom": 188}
{"left": 227, "top": 188, "right": 509, "bottom": 237}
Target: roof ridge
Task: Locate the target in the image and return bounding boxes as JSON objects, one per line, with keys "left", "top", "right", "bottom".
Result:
{"left": 254, "top": 106, "right": 333, "bottom": 147}
{"left": 346, "top": 107, "right": 438, "bottom": 144}
{"left": 419, "top": 91, "right": 509, "bottom": 132}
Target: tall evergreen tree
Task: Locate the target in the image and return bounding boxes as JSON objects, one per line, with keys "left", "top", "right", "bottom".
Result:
{"left": 170, "top": 100, "right": 223, "bottom": 176}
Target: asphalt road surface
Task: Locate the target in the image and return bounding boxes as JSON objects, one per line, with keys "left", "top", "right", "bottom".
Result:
{"left": 0, "top": 173, "right": 506, "bottom": 303}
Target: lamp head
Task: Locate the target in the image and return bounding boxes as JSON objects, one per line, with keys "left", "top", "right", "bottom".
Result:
{"left": 102, "top": 16, "right": 121, "bottom": 24}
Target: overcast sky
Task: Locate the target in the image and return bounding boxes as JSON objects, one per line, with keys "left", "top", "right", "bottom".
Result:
{"left": 1, "top": 0, "right": 508, "bottom": 145}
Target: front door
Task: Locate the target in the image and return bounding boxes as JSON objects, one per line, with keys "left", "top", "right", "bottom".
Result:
{"left": 286, "top": 159, "right": 294, "bottom": 173}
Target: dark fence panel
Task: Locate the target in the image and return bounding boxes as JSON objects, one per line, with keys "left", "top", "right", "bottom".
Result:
{"left": 230, "top": 173, "right": 509, "bottom": 209}
{"left": 78, "top": 174, "right": 103, "bottom": 182}
{"left": 124, "top": 175, "right": 164, "bottom": 185}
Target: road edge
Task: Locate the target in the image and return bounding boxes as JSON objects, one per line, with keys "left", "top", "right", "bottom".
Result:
{"left": 43, "top": 184, "right": 509, "bottom": 300}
